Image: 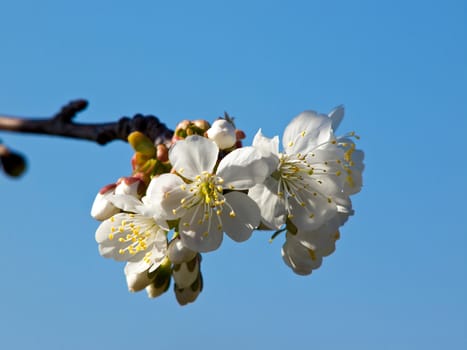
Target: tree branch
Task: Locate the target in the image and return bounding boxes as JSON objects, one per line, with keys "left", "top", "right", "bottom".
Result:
{"left": 0, "top": 99, "right": 174, "bottom": 146}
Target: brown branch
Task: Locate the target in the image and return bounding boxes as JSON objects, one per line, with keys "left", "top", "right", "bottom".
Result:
{"left": 0, "top": 99, "right": 174, "bottom": 146}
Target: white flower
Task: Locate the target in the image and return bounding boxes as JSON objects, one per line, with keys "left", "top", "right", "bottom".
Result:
{"left": 95, "top": 181, "right": 168, "bottom": 275}
{"left": 206, "top": 119, "right": 237, "bottom": 149}
{"left": 151, "top": 135, "right": 271, "bottom": 252}
{"left": 249, "top": 106, "right": 362, "bottom": 231}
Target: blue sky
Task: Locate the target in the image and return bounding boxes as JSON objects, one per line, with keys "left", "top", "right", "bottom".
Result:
{"left": 1, "top": 0, "right": 466, "bottom": 349}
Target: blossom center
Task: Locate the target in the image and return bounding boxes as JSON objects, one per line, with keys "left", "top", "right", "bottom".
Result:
{"left": 197, "top": 172, "right": 224, "bottom": 206}
{"left": 277, "top": 154, "right": 310, "bottom": 193}
{"left": 108, "top": 215, "right": 156, "bottom": 256}
{"left": 276, "top": 153, "right": 337, "bottom": 219}
{"left": 176, "top": 172, "right": 236, "bottom": 236}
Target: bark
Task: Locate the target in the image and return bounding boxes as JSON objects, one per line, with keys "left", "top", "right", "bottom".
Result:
{"left": 0, "top": 99, "right": 174, "bottom": 146}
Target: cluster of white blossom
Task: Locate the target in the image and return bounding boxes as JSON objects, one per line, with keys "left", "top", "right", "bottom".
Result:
{"left": 91, "top": 107, "right": 364, "bottom": 305}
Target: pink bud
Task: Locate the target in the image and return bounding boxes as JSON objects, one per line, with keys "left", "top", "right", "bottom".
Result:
{"left": 156, "top": 144, "right": 169, "bottom": 162}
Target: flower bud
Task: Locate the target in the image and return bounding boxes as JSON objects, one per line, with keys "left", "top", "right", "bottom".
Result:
{"left": 173, "top": 120, "right": 191, "bottom": 141}
{"left": 174, "top": 273, "right": 203, "bottom": 306}
{"left": 172, "top": 257, "right": 200, "bottom": 289}
{"left": 125, "top": 269, "right": 154, "bottom": 293}
{"left": 206, "top": 119, "right": 236, "bottom": 149}
{"left": 90, "top": 184, "right": 119, "bottom": 221}
{"left": 156, "top": 144, "right": 169, "bottom": 162}
{"left": 235, "top": 129, "right": 246, "bottom": 140}
{"left": 128, "top": 131, "right": 156, "bottom": 157}
{"left": 146, "top": 278, "right": 170, "bottom": 298}
{"left": 168, "top": 239, "right": 197, "bottom": 264}
{"left": 175, "top": 120, "right": 191, "bottom": 131}
{"left": 146, "top": 258, "right": 172, "bottom": 298}
{"left": 174, "top": 119, "right": 211, "bottom": 142}
{"left": 192, "top": 119, "right": 210, "bottom": 132}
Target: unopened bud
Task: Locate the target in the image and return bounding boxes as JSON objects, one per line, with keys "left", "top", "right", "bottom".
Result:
{"left": 168, "top": 239, "right": 197, "bottom": 264}
{"left": 146, "top": 258, "right": 172, "bottom": 298}
{"left": 90, "top": 184, "right": 119, "bottom": 221}
{"left": 235, "top": 129, "right": 246, "bottom": 140}
{"left": 234, "top": 129, "right": 246, "bottom": 148}
{"left": 192, "top": 119, "right": 210, "bottom": 132}
{"left": 172, "top": 257, "right": 199, "bottom": 289}
{"left": 128, "top": 131, "right": 156, "bottom": 157}
{"left": 174, "top": 119, "right": 211, "bottom": 141}
{"left": 175, "top": 120, "right": 191, "bottom": 131}
{"left": 173, "top": 120, "right": 191, "bottom": 141}
{"left": 156, "top": 144, "right": 169, "bottom": 162}
{"left": 206, "top": 119, "right": 236, "bottom": 149}
{"left": 125, "top": 269, "right": 154, "bottom": 293}
{"left": 174, "top": 273, "right": 203, "bottom": 306}
{"left": 146, "top": 276, "right": 171, "bottom": 298}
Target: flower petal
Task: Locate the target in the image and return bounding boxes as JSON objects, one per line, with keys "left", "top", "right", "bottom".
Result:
{"left": 90, "top": 189, "right": 119, "bottom": 221}
{"left": 222, "top": 192, "right": 260, "bottom": 242}
{"left": 295, "top": 220, "right": 341, "bottom": 258}
{"left": 217, "top": 146, "right": 273, "bottom": 189}
{"left": 123, "top": 266, "right": 154, "bottom": 292}
{"left": 108, "top": 194, "right": 142, "bottom": 213}
{"left": 282, "top": 111, "right": 333, "bottom": 154}
{"left": 328, "top": 105, "right": 344, "bottom": 132}
{"left": 169, "top": 135, "right": 218, "bottom": 180}
{"left": 252, "top": 129, "right": 280, "bottom": 156}
{"left": 248, "top": 180, "right": 286, "bottom": 230}
{"left": 179, "top": 206, "right": 223, "bottom": 252}
{"left": 307, "top": 146, "right": 345, "bottom": 164}
{"left": 148, "top": 229, "right": 169, "bottom": 272}
{"left": 144, "top": 173, "right": 188, "bottom": 221}
{"left": 124, "top": 234, "right": 167, "bottom": 274}
{"left": 125, "top": 260, "right": 151, "bottom": 276}
{"left": 288, "top": 190, "right": 337, "bottom": 232}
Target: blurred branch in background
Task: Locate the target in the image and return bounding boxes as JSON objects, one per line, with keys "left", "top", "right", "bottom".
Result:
{"left": 0, "top": 99, "right": 174, "bottom": 177}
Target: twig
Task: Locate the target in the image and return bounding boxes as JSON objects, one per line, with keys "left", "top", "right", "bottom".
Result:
{"left": 0, "top": 99, "right": 174, "bottom": 146}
